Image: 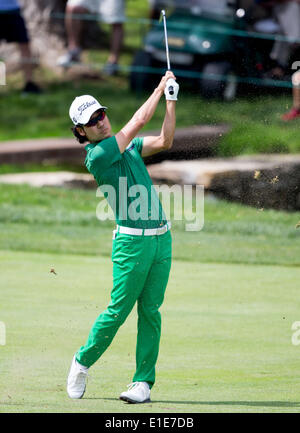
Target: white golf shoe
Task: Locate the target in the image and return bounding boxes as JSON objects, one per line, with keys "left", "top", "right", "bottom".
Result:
{"left": 119, "top": 381, "right": 151, "bottom": 404}
{"left": 67, "top": 355, "right": 89, "bottom": 399}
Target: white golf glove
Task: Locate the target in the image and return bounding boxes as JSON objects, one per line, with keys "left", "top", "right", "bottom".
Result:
{"left": 164, "top": 78, "right": 179, "bottom": 101}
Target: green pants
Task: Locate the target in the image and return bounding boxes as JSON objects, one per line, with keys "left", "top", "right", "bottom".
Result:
{"left": 76, "top": 230, "right": 172, "bottom": 388}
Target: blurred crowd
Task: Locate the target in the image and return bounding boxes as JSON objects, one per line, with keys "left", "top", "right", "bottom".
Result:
{"left": 1, "top": 0, "right": 300, "bottom": 119}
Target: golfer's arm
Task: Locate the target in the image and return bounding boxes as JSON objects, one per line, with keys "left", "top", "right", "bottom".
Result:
{"left": 141, "top": 100, "right": 176, "bottom": 157}
{"left": 115, "top": 87, "right": 164, "bottom": 153}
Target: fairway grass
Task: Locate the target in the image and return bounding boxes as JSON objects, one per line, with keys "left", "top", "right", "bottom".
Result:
{"left": 1, "top": 250, "right": 300, "bottom": 413}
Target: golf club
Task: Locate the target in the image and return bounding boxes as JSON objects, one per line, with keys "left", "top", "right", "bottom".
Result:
{"left": 161, "top": 9, "right": 174, "bottom": 95}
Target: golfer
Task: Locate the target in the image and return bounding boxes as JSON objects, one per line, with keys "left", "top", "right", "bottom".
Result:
{"left": 67, "top": 71, "right": 179, "bottom": 403}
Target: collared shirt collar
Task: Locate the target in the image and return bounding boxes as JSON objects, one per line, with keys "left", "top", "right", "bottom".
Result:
{"left": 85, "top": 136, "right": 110, "bottom": 151}
{"left": 84, "top": 142, "right": 96, "bottom": 151}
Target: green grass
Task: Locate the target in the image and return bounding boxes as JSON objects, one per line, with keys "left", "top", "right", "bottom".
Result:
{"left": 1, "top": 184, "right": 300, "bottom": 412}
{"left": 1, "top": 0, "right": 300, "bottom": 410}
{"left": 0, "top": 184, "right": 300, "bottom": 265}
{"left": 1, "top": 74, "right": 298, "bottom": 157}
{"left": 1, "top": 250, "right": 300, "bottom": 413}
{"left": 0, "top": 163, "right": 87, "bottom": 175}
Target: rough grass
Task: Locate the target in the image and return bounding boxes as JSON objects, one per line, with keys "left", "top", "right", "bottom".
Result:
{"left": 0, "top": 76, "right": 298, "bottom": 157}
{"left": 1, "top": 184, "right": 300, "bottom": 265}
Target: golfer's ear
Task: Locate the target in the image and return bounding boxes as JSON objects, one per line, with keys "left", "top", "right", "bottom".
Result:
{"left": 76, "top": 126, "right": 85, "bottom": 137}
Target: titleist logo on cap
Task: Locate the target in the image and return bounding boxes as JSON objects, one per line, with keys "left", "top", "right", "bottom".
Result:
{"left": 78, "top": 100, "right": 97, "bottom": 115}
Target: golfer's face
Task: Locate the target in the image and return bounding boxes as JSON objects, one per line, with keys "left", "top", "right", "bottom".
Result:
{"left": 83, "top": 110, "right": 112, "bottom": 142}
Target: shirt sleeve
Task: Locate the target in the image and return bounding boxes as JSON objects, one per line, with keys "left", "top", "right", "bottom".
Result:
{"left": 85, "top": 136, "right": 121, "bottom": 175}
{"left": 132, "top": 137, "right": 144, "bottom": 155}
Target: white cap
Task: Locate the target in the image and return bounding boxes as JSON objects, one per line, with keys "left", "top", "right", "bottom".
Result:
{"left": 69, "top": 95, "right": 107, "bottom": 125}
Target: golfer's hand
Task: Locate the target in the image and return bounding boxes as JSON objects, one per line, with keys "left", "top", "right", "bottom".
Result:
{"left": 157, "top": 71, "right": 176, "bottom": 94}
{"left": 164, "top": 77, "right": 179, "bottom": 101}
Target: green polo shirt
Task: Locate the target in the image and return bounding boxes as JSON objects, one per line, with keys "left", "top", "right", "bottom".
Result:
{"left": 85, "top": 136, "right": 167, "bottom": 229}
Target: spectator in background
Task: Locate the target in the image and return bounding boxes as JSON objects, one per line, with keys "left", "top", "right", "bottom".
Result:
{"left": 0, "top": 0, "right": 41, "bottom": 94}
{"left": 256, "top": 0, "right": 300, "bottom": 78}
{"left": 57, "top": 0, "right": 125, "bottom": 76}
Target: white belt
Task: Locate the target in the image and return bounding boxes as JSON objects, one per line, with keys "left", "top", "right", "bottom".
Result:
{"left": 115, "top": 222, "right": 171, "bottom": 237}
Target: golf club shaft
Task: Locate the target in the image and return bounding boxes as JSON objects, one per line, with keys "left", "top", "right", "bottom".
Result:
{"left": 161, "top": 10, "right": 174, "bottom": 96}
{"left": 161, "top": 10, "right": 171, "bottom": 71}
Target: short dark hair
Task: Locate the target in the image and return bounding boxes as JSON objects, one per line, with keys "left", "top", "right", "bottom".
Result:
{"left": 71, "top": 126, "right": 89, "bottom": 144}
